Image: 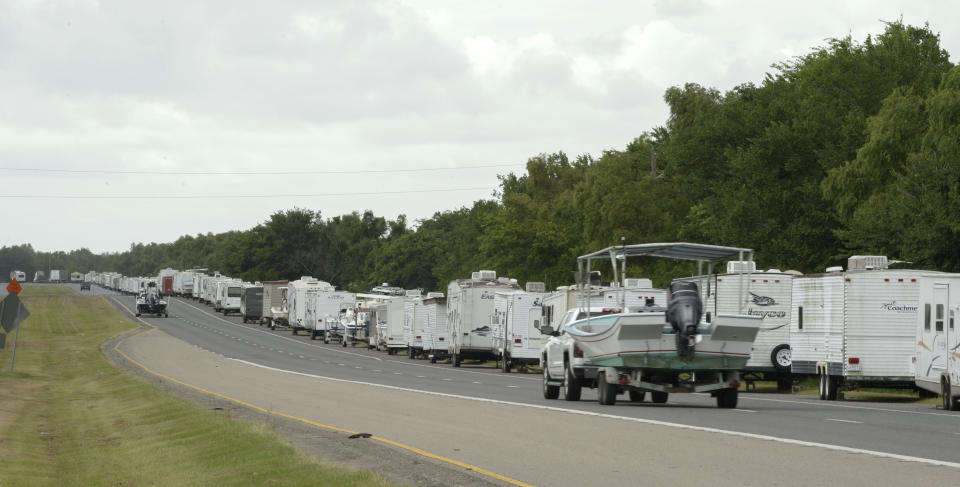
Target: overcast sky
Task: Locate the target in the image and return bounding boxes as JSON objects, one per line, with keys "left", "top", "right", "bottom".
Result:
{"left": 1, "top": 0, "right": 956, "bottom": 254}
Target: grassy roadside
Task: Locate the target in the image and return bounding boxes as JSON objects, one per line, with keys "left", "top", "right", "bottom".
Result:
{"left": 0, "top": 293, "right": 392, "bottom": 486}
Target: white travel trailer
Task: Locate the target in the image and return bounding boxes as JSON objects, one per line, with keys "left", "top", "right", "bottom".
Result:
{"left": 791, "top": 256, "right": 940, "bottom": 400}
{"left": 380, "top": 290, "right": 420, "bottom": 353}
{"left": 215, "top": 279, "right": 243, "bottom": 315}
{"left": 418, "top": 296, "right": 448, "bottom": 362}
{"left": 287, "top": 277, "right": 331, "bottom": 336}
{"left": 261, "top": 280, "right": 289, "bottom": 327}
{"left": 173, "top": 271, "right": 195, "bottom": 297}
{"left": 674, "top": 264, "right": 796, "bottom": 391}
{"left": 914, "top": 274, "right": 960, "bottom": 410}
{"left": 492, "top": 283, "right": 546, "bottom": 372}
{"left": 403, "top": 292, "right": 444, "bottom": 359}
{"left": 304, "top": 285, "right": 355, "bottom": 342}
{"left": 9, "top": 270, "right": 26, "bottom": 282}
{"left": 447, "top": 270, "right": 521, "bottom": 367}
{"left": 541, "top": 285, "right": 610, "bottom": 332}
{"left": 70, "top": 272, "right": 83, "bottom": 282}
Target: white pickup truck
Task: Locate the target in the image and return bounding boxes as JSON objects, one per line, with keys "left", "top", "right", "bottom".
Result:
{"left": 541, "top": 307, "right": 620, "bottom": 401}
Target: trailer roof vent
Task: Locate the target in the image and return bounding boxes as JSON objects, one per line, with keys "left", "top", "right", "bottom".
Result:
{"left": 726, "top": 261, "right": 756, "bottom": 273}
{"left": 848, "top": 255, "right": 889, "bottom": 271}
{"left": 624, "top": 278, "right": 653, "bottom": 288}
{"left": 473, "top": 270, "right": 497, "bottom": 281}
{"left": 825, "top": 266, "right": 844, "bottom": 273}
{"left": 426, "top": 292, "right": 445, "bottom": 298}
{"left": 525, "top": 282, "right": 546, "bottom": 293}
{"left": 405, "top": 289, "right": 422, "bottom": 297}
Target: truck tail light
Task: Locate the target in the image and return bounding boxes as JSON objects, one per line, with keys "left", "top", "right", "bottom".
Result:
{"left": 514, "top": 338, "right": 522, "bottom": 344}
{"left": 848, "top": 357, "right": 859, "bottom": 364}
{"left": 574, "top": 345, "right": 583, "bottom": 358}
{"left": 416, "top": 336, "right": 421, "bottom": 339}
{"left": 730, "top": 381, "right": 741, "bottom": 388}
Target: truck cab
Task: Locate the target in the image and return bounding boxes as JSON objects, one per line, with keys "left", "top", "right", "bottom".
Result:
{"left": 541, "top": 307, "right": 620, "bottom": 401}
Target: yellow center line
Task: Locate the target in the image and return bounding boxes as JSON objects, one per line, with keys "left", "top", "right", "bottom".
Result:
{"left": 107, "top": 296, "right": 533, "bottom": 487}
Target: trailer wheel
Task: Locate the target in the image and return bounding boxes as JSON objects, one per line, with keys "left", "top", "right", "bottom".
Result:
{"left": 597, "top": 372, "right": 617, "bottom": 405}
{"left": 818, "top": 371, "right": 827, "bottom": 400}
{"left": 136, "top": 313, "right": 141, "bottom": 317}
{"left": 452, "top": 353, "right": 461, "bottom": 367}
{"left": 561, "top": 361, "right": 581, "bottom": 401}
{"left": 309, "top": 330, "right": 317, "bottom": 340}
{"left": 430, "top": 355, "right": 437, "bottom": 364}
{"left": 629, "top": 391, "right": 646, "bottom": 402}
{"left": 323, "top": 334, "right": 330, "bottom": 344}
{"left": 825, "top": 375, "right": 839, "bottom": 401}
{"left": 292, "top": 328, "right": 297, "bottom": 336}
{"left": 776, "top": 375, "right": 792, "bottom": 392}
{"left": 771, "top": 344, "right": 791, "bottom": 372}
{"left": 651, "top": 391, "right": 669, "bottom": 404}
{"left": 342, "top": 339, "right": 347, "bottom": 348}
{"left": 408, "top": 347, "right": 415, "bottom": 359}
{"left": 164, "top": 313, "right": 168, "bottom": 318}
{"left": 501, "top": 353, "right": 510, "bottom": 373}
{"left": 943, "top": 378, "right": 954, "bottom": 411}
{"left": 543, "top": 364, "right": 560, "bottom": 399}
{"left": 716, "top": 388, "right": 738, "bottom": 408}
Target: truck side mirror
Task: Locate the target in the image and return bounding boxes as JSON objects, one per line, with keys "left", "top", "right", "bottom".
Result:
{"left": 539, "top": 325, "right": 556, "bottom": 336}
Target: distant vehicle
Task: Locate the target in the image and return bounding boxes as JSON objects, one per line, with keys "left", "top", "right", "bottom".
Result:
{"left": 80, "top": 282, "right": 91, "bottom": 291}
{"left": 136, "top": 282, "right": 168, "bottom": 318}
{"left": 70, "top": 272, "right": 83, "bottom": 282}
{"left": 9, "top": 270, "right": 26, "bottom": 282}
{"left": 50, "top": 269, "right": 62, "bottom": 283}
{"left": 241, "top": 285, "right": 263, "bottom": 323}
{"left": 33, "top": 271, "right": 45, "bottom": 282}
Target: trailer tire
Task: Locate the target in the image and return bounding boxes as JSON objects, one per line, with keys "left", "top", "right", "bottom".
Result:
{"left": 561, "top": 361, "right": 581, "bottom": 401}
{"left": 342, "top": 339, "right": 347, "bottom": 348}
{"left": 136, "top": 313, "right": 141, "bottom": 317}
{"left": 310, "top": 330, "right": 317, "bottom": 340}
{"left": 164, "top": 313, "right": 168, "bottom": 318}
{"left": 501, "top": 353, "right": 510, "bottom": 373}
{"left": 771, "top": 344, "right": 791, "bottom": 372}
{"left": 430, "top": 355, "right": 437, "bottom": 364}
{"left": 408, "top": 347, "right": 415, "bottom": 359}
{"left": 629, "top": 391, "right": 646, "bottom": 402}
{"left": 543, "top": 364, "right": 560, "bottom": 400}
{"left": 943, "top": 378, "right": 954, "bottom": 411}
{"left": 452, "top": 353, "right": 461, "bottom": 367}
{"left": 818, "top": 371, "right": 827, "bottom": 400}
{"left": 717, "top": 388, "right": 738, "bottom": 408}
{"left": 597, "top": 372, "right": 617, "bottom": 405}
{"left": 292, "top": 329, "right": 297, "bottom": 336}
{"left": 826, "top": 375, "right": 839, "bottom": 401}
{"left": 651, "top": 391, "right": 669, "bottom": 404}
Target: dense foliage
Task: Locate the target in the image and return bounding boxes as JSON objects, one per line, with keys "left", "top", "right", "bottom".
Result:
{"left": 4, "top": 22, "right": 959, "bottom": 291}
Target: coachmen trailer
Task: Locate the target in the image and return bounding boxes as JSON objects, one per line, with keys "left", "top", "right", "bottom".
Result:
{"left": 675, "top": 264, "right": 796, "bottom": 391}
{"left": 914, "top": 274, "right": 960, "bottom": 410}
{"left": 241, "top": 284, "right": 263, "bottom": 323}
{"left": 447, "top": 271, "right": 521, "bottom": 367}
{"left": 261, "top": 281, "right": 289, "bottom": 327}
{"left": 493, "top": 283, "right": 546, "bottom": 372}
{"left": 791, "top": 256, "right": 941, "bottom": 400}
{"left": 287, "top": 277, "right": 329, "bottom": 336}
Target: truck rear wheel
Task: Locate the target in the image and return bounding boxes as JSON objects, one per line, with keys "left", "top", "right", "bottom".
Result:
{"left": 651, "top": 391, "right": 668, "bottom": 404}
{"left": 561, "top": 362, "right": 581, "bottom": 401}
{"left": 825, "top": 375, "right": 839, "bottom": 401}
{"left": 717, "top": 388, "right": 738, "bottom": 408}
{"left": 452, "top": 353, "right": 461, "bottom": 367}
{"left": 943, "top": 379, "right": 954, "bottom": 411}
{"left": 629, "top": 391, "right": 645, "bottom": 402}
{"left": 543, "top": 364, "right": 560, "bottom": 399}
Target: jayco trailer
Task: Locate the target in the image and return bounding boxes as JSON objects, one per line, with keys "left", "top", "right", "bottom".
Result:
{"left": 914, "top": 274, "right": 960, "bottom": 410}
{"left": 447, "top": 271, "right": 521, "bottom": 367}
{"left": 492, "top": 283, "right": 546, "bottom": 372}
{"left": 791, "top": 256, "right": 941, "bottom": 400}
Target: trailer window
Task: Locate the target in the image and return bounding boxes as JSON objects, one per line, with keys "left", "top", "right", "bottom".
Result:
{"left": 936, "top": 304, "right": 944, "bottom": 332}
{"left": 797, "top": 307, "right": 803, "bottom": 330}
{"left": 951, "top": 310, "right": 955, "bottom": 330}
{"left": 924, "top": 303, "right": 931, "bottom": 331}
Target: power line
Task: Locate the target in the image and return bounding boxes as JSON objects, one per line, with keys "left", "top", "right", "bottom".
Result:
{"left": 0, "top": 163, "right": 524, "bottom": 176}
{"left": 0, "top": 187, "right": 494, "bottom": 199}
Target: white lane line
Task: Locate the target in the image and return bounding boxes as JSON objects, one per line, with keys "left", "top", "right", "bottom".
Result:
{"left": 442, "top": 378, "right": 453, "bottom": 381}
{"left": 394, "top": 372, "right": 402, "bottom": 375}
{"left": 373, "top": 370, "right": 381, "bottom": 372}
{"left": 299, "top": 355, "right": 305, "bottom": 359}
{"left": 733, "top": 409, "right": 757, "bottom": 413}
{"left": 416, "top": 375, "right": 426, "bottom": 378}
{"left": 227, "top": 358, "right": 960, "bottom": 470}
{"left": 338, "top": 364, "right": 345, "bottom": 366}
{"left": 507, "top": 385, "right": 518, "bottom": 388}
{"left": 473, "top": 381, "right": 482, "bottom": 384}
{"left": 741, "top": 395, "right": 960, "bottom": 419}
{"left": 826, "top": 418, "right": 863, "bottom": 424}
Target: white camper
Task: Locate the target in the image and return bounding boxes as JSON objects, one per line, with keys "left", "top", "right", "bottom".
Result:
{"left": 261, "top": 280, "right": 289, "bottom": 327}
{"left": 303, "top": 284, "right": 355, "bottom": 342}
{"left": 447, "top": 271, "right": 521, "bottom": 367}
{"left": 287, "top": 277, "right": 330, "bottom": 336}
{"left": 675, "top": 264, "right": 795, "bottom": 390}
{"left": 791, "top": 256, "right": 939, "bottom": 400}
{"left": 417, "top": 296, "right": 448, "bottom": 362}
{"left": 215, "top": 279, "right": 243, "bottom": 315}
{"left": 492, "top": 284, "right": 546, "bottom": 372}
{"left": 914, "top": 274, "right": 960, "bottom": 410}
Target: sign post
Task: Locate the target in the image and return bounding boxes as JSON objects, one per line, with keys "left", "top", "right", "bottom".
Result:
{"left": 2, "top": 280, "right": 30, "bottom": 373}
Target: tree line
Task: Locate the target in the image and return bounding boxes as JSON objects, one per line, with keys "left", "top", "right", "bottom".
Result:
{"left": 4, "top": 21, "right": 959, "bottom": 291}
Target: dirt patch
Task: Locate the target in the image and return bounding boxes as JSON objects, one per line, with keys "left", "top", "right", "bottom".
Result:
{"left": 102, "top": 327, "right": 502, "bottom": 487}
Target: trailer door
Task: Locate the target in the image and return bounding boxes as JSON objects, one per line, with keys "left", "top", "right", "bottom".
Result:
{"left": 932, "top": 284, "right": 949, "bottom": 375}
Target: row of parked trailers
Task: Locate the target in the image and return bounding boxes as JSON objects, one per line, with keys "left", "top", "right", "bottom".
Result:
{"left": 85, "top": 254, "right": 960, "bottom": 409}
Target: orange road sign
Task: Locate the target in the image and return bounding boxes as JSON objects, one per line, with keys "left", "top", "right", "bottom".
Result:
{"left": 6, "top": 279, "right": 22, "bottom": 295}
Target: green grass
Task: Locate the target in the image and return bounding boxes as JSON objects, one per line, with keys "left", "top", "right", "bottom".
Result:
{"left": 17, "top": 284, "right": 76, "bottom": 297}
{"left": 0, "top": 295, "right": 392, "bottom": 487}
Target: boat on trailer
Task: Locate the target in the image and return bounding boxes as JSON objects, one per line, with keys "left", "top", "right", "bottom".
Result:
{"left": 559, "top": 242, "right": 762, "bottom": 408}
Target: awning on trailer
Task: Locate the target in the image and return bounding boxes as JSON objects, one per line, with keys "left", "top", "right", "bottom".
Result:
{"left": 577, "top": 242, "right": 753, "bottom": 263}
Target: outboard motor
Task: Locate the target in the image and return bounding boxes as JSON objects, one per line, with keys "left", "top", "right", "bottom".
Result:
{"left": 667, "top": 282, "right": 703, "bottom": 360}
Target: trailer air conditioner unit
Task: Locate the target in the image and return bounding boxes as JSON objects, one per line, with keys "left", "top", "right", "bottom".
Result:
{"left": 623, "top": 278, "right": 653, "bottom": 288}
{"left": 726, "top": 261, "right": 757, "bottom": 273}
{"left": 525, "top": 282, "right": 546, "bottom": 293}
{"left": 405, "top": 289, "right": 422, "bottom": 298}
{"left": 426, "top": 292, "right": 445, "bottom": 298}
{"left": 472, "top": 270, "right": 497, "bottom": 281}
{"left": 825, "top": 266, "right": 844, "bottom": 273}
{"left": 847, "top": 255, "right": 889, "bottom": 271}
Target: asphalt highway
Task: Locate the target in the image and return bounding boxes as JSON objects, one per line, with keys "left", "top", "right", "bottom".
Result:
{"left": 84, "top": 287, "right": 960, "bottom": 468}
